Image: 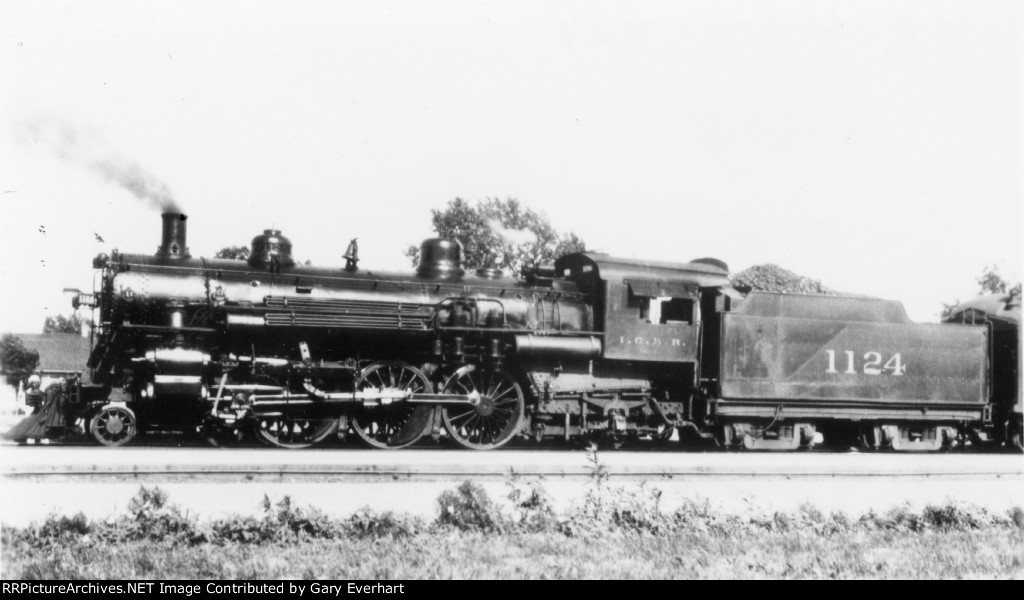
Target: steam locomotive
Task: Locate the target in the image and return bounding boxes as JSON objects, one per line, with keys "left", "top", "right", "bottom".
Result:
{"left": 17, "top": 212, "right": 1022, "bottom": 451}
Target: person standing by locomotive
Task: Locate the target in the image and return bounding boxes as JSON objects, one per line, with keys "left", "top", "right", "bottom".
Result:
{"left": 24, "top": 371, "right": 43, "bottom": 414}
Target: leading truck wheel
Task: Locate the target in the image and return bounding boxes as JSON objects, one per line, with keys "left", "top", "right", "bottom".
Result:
{"left": 350, "top": 361, "right": 434, "bottom": 449}
{"left": 441, "top": 365, "right": 524, "bottom": 450}
{"left": 89, "top": 404, "right": 138, "bottom": 447}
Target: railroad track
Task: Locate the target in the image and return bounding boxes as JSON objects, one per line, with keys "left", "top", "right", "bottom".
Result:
{"left": 3, "top": 448, "right": 1022, "bottom": 482}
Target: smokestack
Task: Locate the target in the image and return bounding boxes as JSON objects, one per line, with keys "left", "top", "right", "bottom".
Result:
{"left": 156, "top": 212, "right": 190, "bottom": 260}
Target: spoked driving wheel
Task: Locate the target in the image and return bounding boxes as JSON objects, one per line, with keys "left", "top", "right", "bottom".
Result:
{"left": 351, "top": 361, "right": 434, "bottom": 449}
{"left": 441, "top": 365, "right": 524, "bottom": 450}
{"left": 89, "top": 404, "right": 138, "bottom": 447}
{"left": 253, "top": 415, "right": 338, "bottom": 449}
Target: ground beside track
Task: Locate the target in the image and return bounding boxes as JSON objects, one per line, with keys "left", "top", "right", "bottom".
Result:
{"left": 1, "top": 445, "right": 1021, "bottom": 527}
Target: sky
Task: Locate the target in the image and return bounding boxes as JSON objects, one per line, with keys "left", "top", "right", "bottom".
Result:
{"left": 0, "top": 0, "right": 1019, "bottom": 335}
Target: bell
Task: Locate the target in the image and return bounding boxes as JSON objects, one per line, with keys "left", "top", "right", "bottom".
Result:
{"left": 343, "top": 238, "right": 359, "bottom": 271}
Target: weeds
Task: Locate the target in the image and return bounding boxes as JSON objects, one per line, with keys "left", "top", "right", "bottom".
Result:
{"left": 5, "top": 479, "right": 1019, "bottom": 548}
{"left": 858, "top": 502, "right": 1012, "bottom": 533}
{"left": 212, "top": 494, "right": 428, "bottom": 543}
{"left": 119, "top": 486, "right": 199, "bottom": 543}
{"left": 506, "top": 469, "right": 557, "bottom": 532}
{"left": 347, "top": 508, "right": 424, "bottom": 539}
{"left": 3, "top": 453, "right": 1023, "bottom": 579}
{"left": 560, "top": 443, "right": 672, "bottom": 536}
{"left": 36, "top": 513, "right": 90, "bottom": 539}
{"left": 9, "top": 487, "right": 201, "bottom": 548}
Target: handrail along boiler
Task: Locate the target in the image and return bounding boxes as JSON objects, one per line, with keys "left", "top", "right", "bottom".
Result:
{"left": 41, "top": 212, "right": 1016, "bottom": 451}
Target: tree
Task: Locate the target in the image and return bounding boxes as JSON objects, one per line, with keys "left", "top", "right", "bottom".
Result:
{"left": 215, "top": 245, "right": 250, "bottom": 260}
{"left": 43, "top": 313, "right": 84, "bottom": 334}
{"left": 407, "top": 198, "right": 586, "bottom": 276}
{"left": 1, "top": 334, "right": 40, "bottom": 391}
{"left": 941, "top": 265, "right": 1022, "bottom": 320}
{"left": 976, "top": 265, "right": 1022, "bottom": 296}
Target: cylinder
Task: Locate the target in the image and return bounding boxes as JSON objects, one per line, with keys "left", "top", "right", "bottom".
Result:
{"left": 156, "top": 212, "right": 190, "bottom": 260}
{"left": 513, "top": 335, "right": 602, "bottom": 359}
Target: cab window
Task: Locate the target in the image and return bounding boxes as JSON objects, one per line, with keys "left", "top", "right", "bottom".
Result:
{"left": 627, "top": 283, "right": 696, "bottom": 325}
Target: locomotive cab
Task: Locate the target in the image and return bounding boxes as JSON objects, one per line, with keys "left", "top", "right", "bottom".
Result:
{"left": 554, "top": 253, "right": 731, "bottom": 367}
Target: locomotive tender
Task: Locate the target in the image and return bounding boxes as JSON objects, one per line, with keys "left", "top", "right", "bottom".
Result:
{"left": 29, "top": 212, "right": 1016, "bottom": 451}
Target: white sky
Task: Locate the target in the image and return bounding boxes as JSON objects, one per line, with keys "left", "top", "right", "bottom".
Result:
{"left": 0, "top": 0, "right": 1020, "bottom": 334}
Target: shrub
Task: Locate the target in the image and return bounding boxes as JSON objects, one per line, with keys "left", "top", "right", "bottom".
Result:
{"left": 345, "top": 508, "right": 424, "bottom": 539}
{"left": 211, "top": 515, "right": 265, "bottom": 544}
{"left": 262, "top": 496, "right": 339, "bottom": 540}
{"left": 211, "top": 495, "right": 341, "bottom": 544}
{"left": 117, "top": 486, "right": 200, "bottom": 543}
{"left": 436, "top": 481, "right": 505, "bottom": 532}
{"left": 922, "top": 504, "right": 983, "bottom": 530}
{"left": 1010, "top": 506, "right": 1024, "bottom": 531}
{"left": 858, "top": 502, "right": 1009, "bottom": 533}
{"left": 562, "top": 481, "right": 674, "bottom": 537}
{"left": 859, "top": 505, "right": 926, "bottom": 532}
{"left": 506, "top": 471, "right": 558, "bottom": 532}
{"left": 605, "top": 482, "right": 669, "bottom": 534}
{"left": 560, "top": 445, "right": 675, "bottom": 536}
{"left": 5, "top": 477, "right": 1022, "bottom": 560}
{"left": 822, "top": 511, "right": 854, "bottom": 536}
{"left": 37, "top": 512, "right": 91, "bottom": 539}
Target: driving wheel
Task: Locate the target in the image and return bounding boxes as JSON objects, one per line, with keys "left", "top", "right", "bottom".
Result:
{"left": 441, "top": 365, "right": 524, "bottom": 450}
{"left": 350, "top": 361, "right": 434, "bottom": 449}
{"left": 253, "top": 414, "right": 338, "bottom": 449}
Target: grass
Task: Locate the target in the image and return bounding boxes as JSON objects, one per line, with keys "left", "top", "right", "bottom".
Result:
{"left": 5, "top": 527, "right": 1022, "bottom": 579}
{"left": 3, "top": 445, "right": 1023, "bottom": 579}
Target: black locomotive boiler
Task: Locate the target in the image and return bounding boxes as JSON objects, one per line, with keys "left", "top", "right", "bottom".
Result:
{"left": 23, "top": 212, "right": 1018, "bottom": 451}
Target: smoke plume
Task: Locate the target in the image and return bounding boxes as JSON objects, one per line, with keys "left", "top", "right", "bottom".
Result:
{"left": 487, "top": 218, "right": 537, "bottom": 246}
{"left": 14, "top": 117, "right": 181, "bottom": 212}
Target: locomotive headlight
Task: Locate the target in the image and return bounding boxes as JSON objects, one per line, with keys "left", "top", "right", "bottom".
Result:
{"left": 146, "top": 383, "right": 155, "bottom": 399}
